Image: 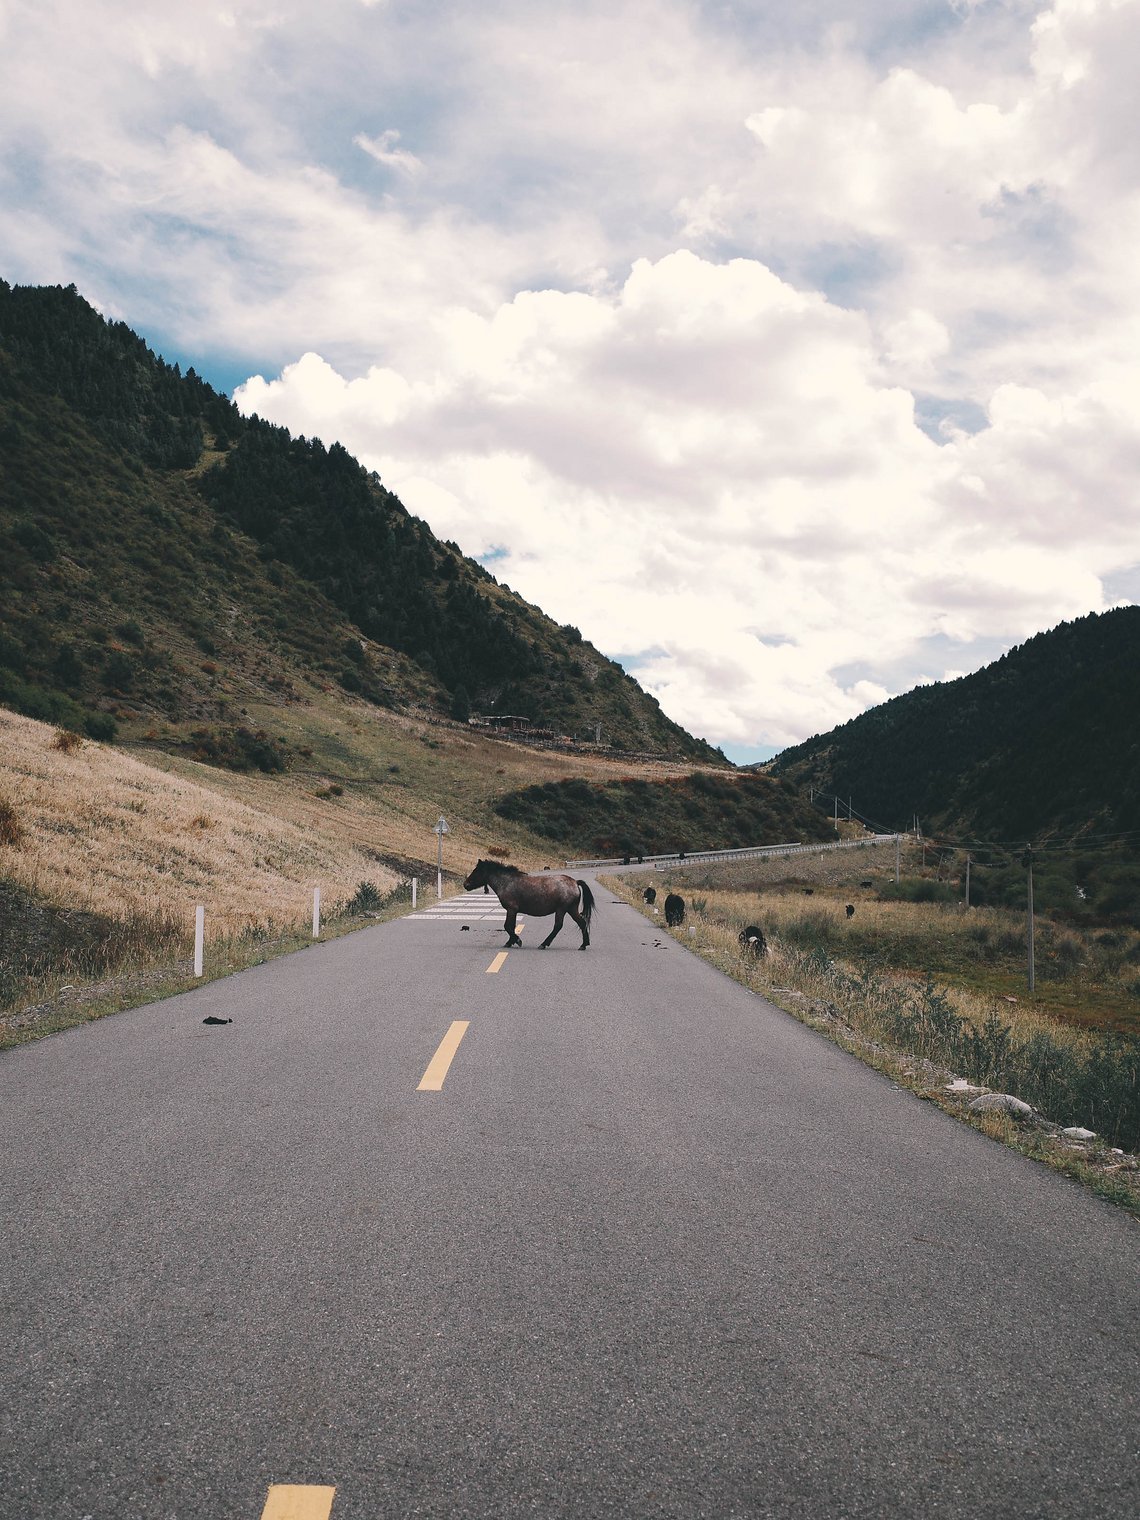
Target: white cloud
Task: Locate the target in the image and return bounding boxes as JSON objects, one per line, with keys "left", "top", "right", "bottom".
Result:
{"left": 235, "top": 242, "right": 1131, "bottom": 746}
{"left": 5, "top": 0, "right": 1140, "bottom": 750}
{"left": 354, "top": 130, "right": 423, "bottom": 176}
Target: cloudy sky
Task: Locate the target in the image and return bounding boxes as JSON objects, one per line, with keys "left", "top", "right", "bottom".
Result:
{"left": 4, "top": 0, "right": 1138, "bottom": 761}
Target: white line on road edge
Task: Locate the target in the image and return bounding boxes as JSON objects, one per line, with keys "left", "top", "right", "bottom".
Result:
{"left": 260, "top": 1483, "right": 336, "bottom": 1519}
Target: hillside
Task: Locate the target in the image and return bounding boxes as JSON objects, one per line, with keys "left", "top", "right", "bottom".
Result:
{"left": 496, "top": 770, "right": 833, "bottom": 857}
{"left": 3, "top": 279, "right": 810, "bottom": 1019}
{"left": 0, "top": 279, "right": 720, "bottom": 762}
{"left": 770, "top": 607, "right": 1140, "bottom": 845}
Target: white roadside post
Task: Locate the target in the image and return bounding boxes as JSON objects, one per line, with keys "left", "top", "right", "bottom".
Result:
{"left": 412, "top": 877, "right": 418, "bottom": 910}
{"left": 194, "top": 906, "right": 205, "bottom": 978}
{"left": 434, "top": 815, "right": 449, "bottom": 899}
{"left": 312, "top": 886, "right": 321, "bottom": 938}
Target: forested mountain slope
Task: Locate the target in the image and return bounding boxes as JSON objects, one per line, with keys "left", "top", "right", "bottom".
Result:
{"left": 0, "top": 280, "right": 719, "bottom": 762}
{"left": 771, "top": 608, "right": 1140, "bottom": 843}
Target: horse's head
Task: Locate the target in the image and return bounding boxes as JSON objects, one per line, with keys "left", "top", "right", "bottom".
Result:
{"left": 463, "top": 859, "right": 493, "bottom": 891}
{"left": 464, "top": 859, "right": 520, "bottom": 891}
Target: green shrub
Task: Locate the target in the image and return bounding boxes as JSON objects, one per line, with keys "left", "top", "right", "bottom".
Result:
{"left": 345, "top": 881, "right": 384, "bottom": 914}
{"left": 792, "top": 951, "right": 1140, "bottom": 1150}
{"left": 186, "top": 726, "right": 289, "bottom": 773}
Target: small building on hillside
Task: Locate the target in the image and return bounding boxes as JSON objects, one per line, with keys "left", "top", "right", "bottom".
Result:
{"left": 471, "top": 713, "right": 533, "bottom": 733}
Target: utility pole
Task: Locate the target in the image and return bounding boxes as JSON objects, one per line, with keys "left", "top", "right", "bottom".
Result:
{"left": 894, "top": 834, "right": 901, "bottom": 883}
{"left": 1023, "top": 847, "right": 1035, "bottom": 992}
{"left": 965, "top": 853, "right": 971, "bottom": 908}
{"left": 833, "top": 794, "right": 839, "bottom": 833}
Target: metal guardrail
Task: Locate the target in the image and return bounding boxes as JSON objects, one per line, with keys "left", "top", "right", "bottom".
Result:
{"left": 566, "top": 835, "right": 899, "bottom": 870}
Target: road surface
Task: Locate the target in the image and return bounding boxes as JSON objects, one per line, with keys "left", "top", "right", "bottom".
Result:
{"left": 2, "top": 883, "right": 1137, "bottom": 1518}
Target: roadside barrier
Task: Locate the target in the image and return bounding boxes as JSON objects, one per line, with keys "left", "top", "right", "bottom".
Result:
{"left": 565, "top": 835, "right": 899, "bottom": 870}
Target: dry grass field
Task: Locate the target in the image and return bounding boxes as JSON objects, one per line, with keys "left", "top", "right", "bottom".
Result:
{"left": 0, "top": 695, "right": 706, "bottom": 1026}
{"left": 606, "top": 844, "right": 1140, "bottom": 1209}
{"left": 2, "top": 699, "right": 698, "bottom": 926}
{"left": 1, "top": 708, "right": 402, "bottom": 934}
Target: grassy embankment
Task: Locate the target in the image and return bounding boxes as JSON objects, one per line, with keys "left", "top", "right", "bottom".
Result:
{"left": 0, "top": 701, "right": 699, "bottom": 1042}
{"left": 605, "top": 840, "right": 1140, "bottom": 1213}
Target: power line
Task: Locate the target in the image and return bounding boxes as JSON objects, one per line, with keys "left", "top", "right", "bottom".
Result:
{"left": 930, "top": 832, "right": 1140, "bottom": 856}
{"left": 806, "top": 792, "right": 1140, "bottom": 858}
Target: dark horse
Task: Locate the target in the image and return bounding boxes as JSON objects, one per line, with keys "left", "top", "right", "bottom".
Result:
{"left": 463, "top": 860, "right": 595, "bottom": 949}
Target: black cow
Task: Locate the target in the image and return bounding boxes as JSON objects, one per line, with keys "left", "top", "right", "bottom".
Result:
{"left": 859, "top": 880, "right": 873, "bottom": 889}
{"left": 802, "top": 888, "right": 814, "bottom": 896}
{"left": 643, "top": 887, "right": 657, "bottom": 905}
{"left": 664, "top": 893, "right": 685, "bottom": 927}
{"left": 845, "top": 904, "right": 855, "bottom": 918}
{"left": 739, "top": 925, "right": 766, "bottom": 957}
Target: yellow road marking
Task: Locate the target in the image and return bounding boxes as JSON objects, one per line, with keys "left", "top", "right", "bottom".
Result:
{"left": 260, "top": 1485, "right": 336, "bottom": 1520}
{"left": 486, "top": 951, "right": 509, "bottom": 974}
{"left": 417, "top": 1020, "right": 470, "bottom": 1090}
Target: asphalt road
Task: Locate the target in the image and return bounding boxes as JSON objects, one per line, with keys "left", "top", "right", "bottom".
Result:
{"left": 2, "top": 883, "right": 1137, "bottom": 1519}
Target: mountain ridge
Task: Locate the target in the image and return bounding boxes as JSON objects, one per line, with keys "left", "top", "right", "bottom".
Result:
{"left": 770, "top": 606, "right": 1140, "bottom": 845}
{"left": 0, "top": 278, "right": 721, "bottom": 764}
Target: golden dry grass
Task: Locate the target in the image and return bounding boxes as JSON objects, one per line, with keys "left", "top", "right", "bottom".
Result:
{"left": 647, "top": 838, "right": 1140, "bottom": 1036}
{"left": 1, "top": 708, "right": 398, "bottom": 937}
{"left": 2, "top": 698, "right": 708, "bottom": 943}
{"left": 670, "top": 889, "right": 1105, "bottom": 1058}
{"left": 604, "top": 870, "right": 1140, "bottom": 1210}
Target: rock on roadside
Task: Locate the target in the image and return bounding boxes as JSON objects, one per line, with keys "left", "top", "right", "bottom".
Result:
{"left": 968, "top": 1092, "right": 1051, "bottom": 1128}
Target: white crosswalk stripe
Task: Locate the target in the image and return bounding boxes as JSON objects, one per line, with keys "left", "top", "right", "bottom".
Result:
{"left": 402, "top": 893, "right": 516, "bottom": 924}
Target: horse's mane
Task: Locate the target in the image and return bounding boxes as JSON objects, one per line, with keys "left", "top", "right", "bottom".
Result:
{"left": 483, "top": 859, "right": 522, "bottom": 875}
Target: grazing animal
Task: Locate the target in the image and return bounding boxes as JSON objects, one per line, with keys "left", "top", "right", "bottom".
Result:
{"left": 860, "top": 880, "right": 873, "bottom": 889}
{"left": 802, "top": 888, "right": 814, "bottom": 896}
{"left": 664, "top": 893, "right": 685, "bottom": 927}
{"left": 739, "top": 925, "right": 766, "bottom": 957}
{"left": 463, "top": 859, "right": 595, "bottom": 949}
{"left": 845, "top": 904, "right": 855, "bottom": 918}
{"left": 643, "top": 887, "right": 657, "bottom": 905}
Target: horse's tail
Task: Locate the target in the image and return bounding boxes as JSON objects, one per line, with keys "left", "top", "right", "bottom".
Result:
{"left": 577, "top": 880, "right": 595, "bottom": 928}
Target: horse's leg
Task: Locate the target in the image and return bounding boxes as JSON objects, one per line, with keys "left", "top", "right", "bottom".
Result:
{"left": 569, "top": 905, "right": 590, "bottom": 949}
{"left": 540, "top": 911, "right": 565, "bottom": 948}
{"left": 504, "top": 908, "right": 522, "bottom": 948}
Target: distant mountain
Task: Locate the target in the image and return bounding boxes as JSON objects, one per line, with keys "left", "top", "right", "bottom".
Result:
{"left": 770, "top": 608, "right": 1140, "bottom": 844}
{"left": 0, "top": 280, "right": 720, "bottom": 762}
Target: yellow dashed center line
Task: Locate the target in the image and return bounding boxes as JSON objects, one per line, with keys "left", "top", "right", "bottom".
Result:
{"left": 486, "top": 951, "right": 509, "bottom": 974}
{"left": 260, "top": 1485, "right": 336, "bottom": 1520}
{"left": 417, "top": 1020, "right": 470, "bottom": 1090}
